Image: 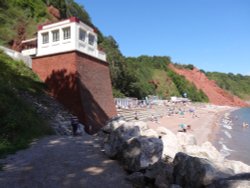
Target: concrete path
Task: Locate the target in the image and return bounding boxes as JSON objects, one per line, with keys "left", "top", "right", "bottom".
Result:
{"left": 0, "top": 134, "right": 132, "bottom": 188}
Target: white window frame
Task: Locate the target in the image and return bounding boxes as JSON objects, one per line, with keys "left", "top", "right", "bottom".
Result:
{"left": 79, "top": 28, "right": 86, "bottom": 42}
{"left": 42, "top": 32, "right": 49, "bottom": 44}
{"left": 88, "top": 34, "right": 95, "bottom": 46}
{"left": 63, "top": 27, "right": 71, "bottom": 40}
{"left": 52, "top": 30, "right": 59, "bottom": 42}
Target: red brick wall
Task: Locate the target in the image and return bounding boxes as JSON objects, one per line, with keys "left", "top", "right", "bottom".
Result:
{"left": 76, "top": 52, "right": 117, "bottom": 133}
{"left": 32, "top": 51, "right": 117, "bottom": 134}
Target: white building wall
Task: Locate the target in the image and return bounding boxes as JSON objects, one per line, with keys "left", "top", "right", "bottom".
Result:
{"left": 27, "top": 18, "right": 106, "bottom": 61}
{"left": 75, "top": 23, "right": 98, "bottom": 58}
{"left": 37, "top": 22, "right": 77, "bottom": 56}
{"left": 0, "top": 46, "right": 32, "bottom": 68}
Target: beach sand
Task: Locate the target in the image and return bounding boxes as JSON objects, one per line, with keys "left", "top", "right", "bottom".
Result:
{"left": 147, "top": 103, "right": 236, "bottom": 145}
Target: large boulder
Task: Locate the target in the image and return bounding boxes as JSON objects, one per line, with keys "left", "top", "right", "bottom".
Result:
{"left": 182, "top": 142, "right": 224, "bottom": 162}
{"left": 104, "top": 120, "right": 151, "bottom": 158}
{"left": 103, "top": 119, "right": 149, "bottom": 135}
{"left": 170, "top": 184, "right": 182, "bottom": 188}
{"left": 102, "top": 116, "right": 126, "bottom": 133}
{"left": 122, "top": 136, "right": 163, "bottom": 172}
{"left": 177, "top": 132, "right": 197, "bottom": 146}
{"left": 133, "top": 121, "right": 149, "bottom": 133}
{"left": 173, "top": 152, "right": 233, "bottom": 188}
{"left": 156, "top": 127, "right": 180, "bottom": 159}
{"left": 126, "top": 172, "right": 146, "bottom": 188}
{"left": 207, "top": 173, "right": 250, "bottom": 188}
{"left": 141, "top": 129, "right": 159, "bottom": 138}
{"left": 104, "top": 123, "right": 141, "bottom": 158}
{"left": 144, "top": 161, "right": 174, "bottom": 188}
{"left": 156, "top": 126, "right": 174, "bottom": 136}
{"left": 222, "top": 160, "right": 250, "bottom": 174}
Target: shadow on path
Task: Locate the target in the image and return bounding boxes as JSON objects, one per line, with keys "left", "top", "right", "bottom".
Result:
{"left": 0, "top": 135, "right": 131, "bottom": 188}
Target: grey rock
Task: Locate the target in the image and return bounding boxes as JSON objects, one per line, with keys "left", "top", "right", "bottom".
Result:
{"left": 170, "top": 184, "right": 182, "bottom": 188}
{"left": 181, "top": 142, "right": 224, "bottom": 162}
{"left": 156, "top": 126, "right": 171, "bottom": 136}
{"left": 173, "top": 152, "right": 233, "bottom": 188}
{"left": 141, "top": 129, "right": 159, "bottom": 138}
{"left": 144, "top": 161, "right": 173, "bottom": 180}
{"left": 104, "top": 123, "right": 141, "bottom": 158}
{"left": 207, "top": 173, "right": 250, "bottom": 188}
{"left": 223, "top": 160, "right": 250, "bottom": 174}
{"left": 156, "top": 127, "right": 180, "bottom": 159}
{"left": 144, "top": 161, "right": 173, "bottom": 188}
{"left": 122, "top": 136, "right": 163, "bottom": 172}
{"left": 177, "top": 132, "right": 197, "bottom": 146}
{"left": 133, "top": 121, "right": 149, "bottom": 133}
{"left": 126, "top": 172, "right": 146, "bottom": 188}
{"left": 102, "top": 116, "right": 126, "bottom": 133}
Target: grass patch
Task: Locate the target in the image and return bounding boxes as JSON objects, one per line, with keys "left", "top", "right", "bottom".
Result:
{"left": 0, "top": 51, "right": 53, "bottom": 158}
{"left": 152, "top": 69, "right": 180, "bottom": 98}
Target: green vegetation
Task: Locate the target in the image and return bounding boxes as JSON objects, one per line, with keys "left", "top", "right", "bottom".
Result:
{"left": 119, "top": 56, "right": 171, "bottom": 99}
{"left": 152, "top": 69, "right": 179, "bottom": 98}
{"left": 106, "top": 55, "right": 208, "bottom": 101}
{"left": 0, "top": 0, "right": 209, "bottom": 102}
{"left": 0, "top": 51, "right": 53, "bottom": 157}
{"left": 0, "top": 0, "right": 102, "bottom": 46}
{"left": 43, "top": 0, "right": 104, "bottom": 42}
{"left": 173, "top": 63, "right": 195, "bottom": 70}
{"left": 206, "top": 72, "right": 250, "bottom": 100}
{"left": 0, "top": 0, "right": 51, "bottom": 46}
{"left": 168, "top": 70, "right": 209, "bottom": 102}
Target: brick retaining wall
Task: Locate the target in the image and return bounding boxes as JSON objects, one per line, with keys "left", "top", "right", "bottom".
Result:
{"left": 32, "top": 51, "right": 117, "bottom": 133}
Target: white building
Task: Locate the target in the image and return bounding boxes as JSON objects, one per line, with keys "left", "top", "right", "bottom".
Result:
{"left": 21, "top": 17, "right": 106, "bottom": 61}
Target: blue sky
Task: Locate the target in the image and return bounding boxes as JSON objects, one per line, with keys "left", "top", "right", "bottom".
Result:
{"left": 76, "top": 0, "right": 250, "bottom": 75}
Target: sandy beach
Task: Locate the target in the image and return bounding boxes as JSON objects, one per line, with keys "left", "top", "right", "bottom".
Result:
{"left": 147, "top": 103, "right": 237, "bottom": 145}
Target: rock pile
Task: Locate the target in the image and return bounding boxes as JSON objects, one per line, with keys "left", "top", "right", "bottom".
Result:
{"left": 101, "top": 117, "right": 250, "bottom": 188}
{"left": 103, "top": 118, "right": 163, "bottom": 172}
{"left": 20, "top": 91, "right": 77, "bottom": 136}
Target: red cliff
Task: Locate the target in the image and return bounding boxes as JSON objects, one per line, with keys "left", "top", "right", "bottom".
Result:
{"left": 169, "top": 64, "right": 248, "bottom": 107}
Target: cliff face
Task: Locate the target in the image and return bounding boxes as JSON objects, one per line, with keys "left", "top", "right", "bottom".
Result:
{"left": 11, "top": 5, "right": 61, "bottom": 52}
{"left": 169, "top": 64, "right": 248, "bottom": 107}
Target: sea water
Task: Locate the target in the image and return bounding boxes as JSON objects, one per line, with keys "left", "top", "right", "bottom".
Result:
{"left": 213, "top": 108, "right": 250, "bottom": 165}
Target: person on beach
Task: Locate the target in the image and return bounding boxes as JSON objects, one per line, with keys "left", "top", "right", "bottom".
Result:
{"left": 186, "top": 125, "right": 193, "bottom": 132}
{"left": 189, "top": 108, "right": 198, "bottom": 118}
{"left": 178, "top": 123, "right": 187, "bottom": 132}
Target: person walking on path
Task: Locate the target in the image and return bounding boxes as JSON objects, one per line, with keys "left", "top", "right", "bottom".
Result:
{"left": 71, "top": 116, "right": 79, "bottom": 136}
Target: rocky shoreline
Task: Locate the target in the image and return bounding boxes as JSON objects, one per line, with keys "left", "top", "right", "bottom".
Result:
{"left": 100, "top": 117, "right": 250, "bottom": 188}
{"left": 13, "top": 92, "right": 250, "bottom": 187}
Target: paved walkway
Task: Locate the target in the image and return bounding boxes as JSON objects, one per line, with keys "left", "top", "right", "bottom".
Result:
{"left": 0, "top": 134, "right": 132, "bottom": 188}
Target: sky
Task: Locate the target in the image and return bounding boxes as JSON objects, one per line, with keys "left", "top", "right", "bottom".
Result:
{"left": 76, "top": 0, "right": 250, "bottom": 75}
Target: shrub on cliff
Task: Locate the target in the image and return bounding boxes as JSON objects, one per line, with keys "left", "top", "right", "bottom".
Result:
{"left": 167, "top": 69, "right": 209, "bottom": 102}
{"left": 0, "top": 51, "right": 53, "bottom": 157}
{"left": 206, "top": 71, "right": 250, "bottom": 100}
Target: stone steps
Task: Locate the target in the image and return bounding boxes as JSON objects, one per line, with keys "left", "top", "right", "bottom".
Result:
{"left": 117, "top": 106, "right": 166, "bottom": 122}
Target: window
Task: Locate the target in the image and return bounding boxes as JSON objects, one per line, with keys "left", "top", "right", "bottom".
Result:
{"left": 42, "top": 32, "right": 49, "bottom": 44}
{"left": 52, "top": 30, "right": 59, "bottom": 42}
{"left": 63, "top": 27, "right": 71, "bottom": 40}
{"left": 88, "top": 34, "right": 95, "bottom": 46}
{"left": 79, "top": 29, "right": 86, "bottom": 42}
